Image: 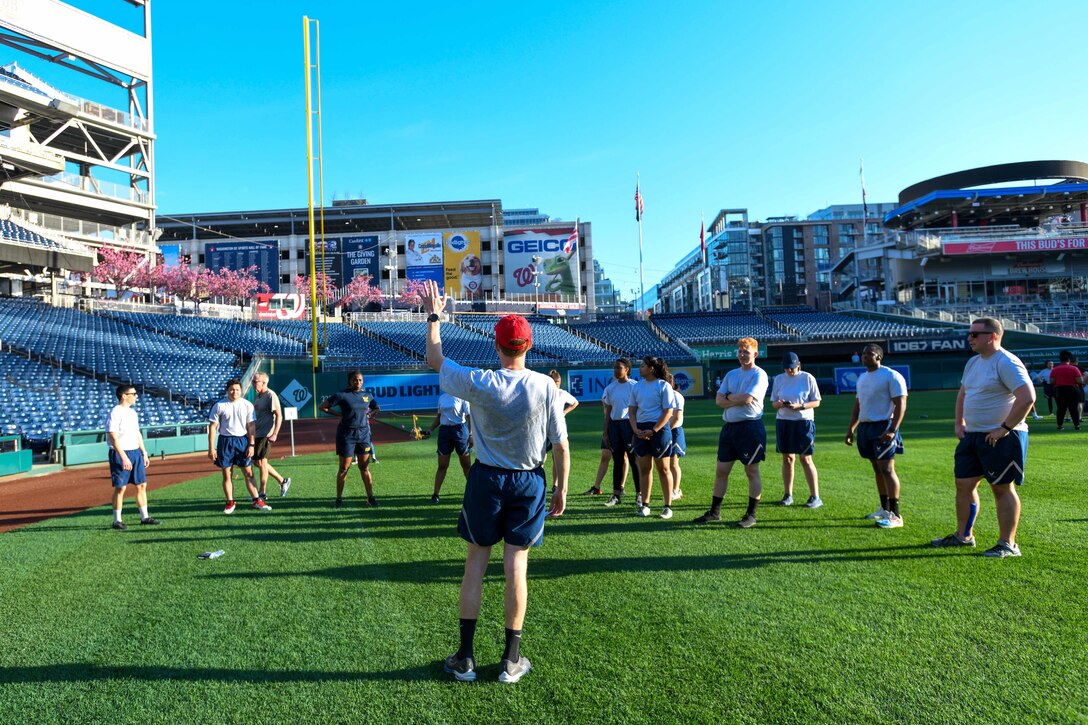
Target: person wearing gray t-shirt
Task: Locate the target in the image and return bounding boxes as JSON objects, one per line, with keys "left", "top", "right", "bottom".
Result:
{"left": 423, "top": 280, "right": 567, "bottom": 685}
{"left": 845, "top": 344, "right": 908, "bottom": 529}
{"left": 771, "top": 352, "right": 822, "bottom": 509}
{"left": 932, "top": 317, "right": 1035, "bottom": 558}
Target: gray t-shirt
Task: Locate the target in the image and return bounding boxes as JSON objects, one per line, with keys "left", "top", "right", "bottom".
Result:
{"left": 631, "top": 378, "right": 674, "bottom": 424}
{"left": 437, "top": 393, "right": 470, "bottom": 426}
{"left": 771, "top": 371, "right": 821, "bottom": 421}
{"left": 855, "top": 367, "right": 908, "bottom": 422}
{"left": 719, "top": 366, "right": 768, "bottom": 422}
{"left": 439, "top": 359, "right": 566, "bottom": 470}
{"left": 602, "top": 379, "right": 637, "bottom": 420}
{"left": 253, "top": 390, "right": 282, "bottom": 438}
{"left": 962, "top": 349, "right": 1033, "bottom": 432}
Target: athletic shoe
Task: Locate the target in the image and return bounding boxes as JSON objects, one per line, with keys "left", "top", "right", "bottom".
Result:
{"left": 443, "top": 653, "right": 476, "bottom": 682}
{"left": 982, "top": 541, "right": 1021, "bottom": 558}
{"left": 430, "top": 495, "right": 441, "bottom": 504}
{"left": 498, "top": 655, "right": 532, "bottom": 684}
{"left": 604, "top": 495, "right": 621, "bottom": 507}
{"left": 876, "top": 514, "right": 903, "bottom": 528}
{"left": 139, "top": 517, "right": 161, "bottom": 525}
{"left": 737, "top": 514, "right": 757, "bottom": 529}
{"left": 224, "top": 501, "right": 236, "bottom": 515}
{"left": 258, "top": 492, "right": 268, "bottom": 502}
{"left": 366, "top": 496, "right": 379, "bottom": 507}
{"left": 112, "top": 521, "right": 127, "bottom": 530}
{"left": 931, "top": 532, "right": 975, "bottom": 548}
{"left": 660, "top": 507, "right": 673, "bottom": 520}
{"left": 865, "top": 507, "right": 890, "bottom": 520}
{"left": 778, "top": 495, "right": 794, "bottom": 507}
{"left": 334, "top": 498, "right": 343, "bottom": 509}
{"left": 672, "top": 489, "right": 683, "bottom": 501}
{"left": 637, "top": 505, "right": 651, "bottom": 517}
{"left": 583, "top": 485, "right": 602, "bottom": 495}
{"left": 693, "top": 510, "right": 721, "bottom": 524}
{"left": 804, "top": 496, "right": 823, "bottom": 509}
{"left": 1032, "top": 414, "right": 1043, "bottom": 420}
{"left": 635, "top": 494, "right": 643, "bottom": 508}
{"left": 253, "top": 500, "right": 272, "bottom": 512}
{"left": 280, "top": 477, "right": 292, "bottom": 496}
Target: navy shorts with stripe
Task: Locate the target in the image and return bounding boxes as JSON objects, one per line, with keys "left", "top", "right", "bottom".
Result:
{"left": 670, "top": 426, "right": 686, "bottom": 457}
{"left": 717, "top": 419, "right": 767, "bottom": 464}
{"left": 109, "top": 449, "right": 147, "bottom": 488}
{"left": 855, "top": 421, "right": 903, "bottom": 460}
{"left": 215, "top": 435, "right": 252, "bottom": 469}
{"left": 336, "top": 428, "right": 373, "bottom": 459}
{"left": 954, "top": 430, "right": 1028, "bottom": 486}
{"left": 458, "top": 462, "right": 547, "bottom": 548}
{"left": 776, "top": 419, "right": 816, "bottom": 455}
{"left": 634, "top": 421, "right": 672, "bottom": 459}
{"left": 437, "top": 423, "right": 471, "bottom": 456}
{"left": 606, "top": 419, "right": 635, "bottom": 455}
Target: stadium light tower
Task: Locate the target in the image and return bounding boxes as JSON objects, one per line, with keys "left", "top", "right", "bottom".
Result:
{"left": 385, "top": 247, "right": 398, "bottom": 302}
{"left": 531, "top": 254, "right": 542, "bottom": 311}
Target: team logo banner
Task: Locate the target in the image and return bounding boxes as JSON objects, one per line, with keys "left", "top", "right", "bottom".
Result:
{"left": 443, "top": 231, "right": 483, "bottom": 299}
{"left": 503, "top": 227, "right": 580, "bottom": 299}
{"left": 405, "top": 232, "right": 444, "bottom": 286}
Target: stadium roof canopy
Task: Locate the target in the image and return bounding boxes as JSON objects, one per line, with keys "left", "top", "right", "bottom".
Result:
{"left": 157, "top": 200, "right": 504, "bottom": 241}
{"left": 883, "top": 160, "right": 1088, "bottom": 230}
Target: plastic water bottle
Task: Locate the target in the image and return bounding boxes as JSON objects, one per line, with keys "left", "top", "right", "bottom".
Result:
{"left": 198, "top": 550, "right": 225, "bottom": 560}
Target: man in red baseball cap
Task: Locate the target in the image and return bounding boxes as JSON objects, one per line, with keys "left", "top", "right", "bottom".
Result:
{"left": 421, "top": 279, "right": 568, "bottom": 685}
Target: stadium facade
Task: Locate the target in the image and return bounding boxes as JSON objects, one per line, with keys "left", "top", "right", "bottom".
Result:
{"left": 0, "top": 1, "right": 154, "bottom": 295}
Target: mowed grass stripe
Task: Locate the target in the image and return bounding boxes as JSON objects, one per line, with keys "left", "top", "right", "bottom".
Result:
{"left": 0, "top": 390, "right": 1085, "bottom": 723}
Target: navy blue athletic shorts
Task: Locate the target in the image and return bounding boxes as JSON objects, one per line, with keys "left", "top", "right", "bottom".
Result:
{"left": 336, "top": 428, "right": 373, "bottom": 459}
{"left": 437, "top": 423, "right": 471, "bottom": 456}
{"left": 717, "top": 419, "right": 767, "bottom": 464}
{"left": 776, "top": 419, "right": 816, "bottom": 455}
{"left": 634, "top": 421, "right": 672, "bottom": 459}
{"left": 855, "top": 421, "right": 903, "bottom": 460}
{"left": 215, "top": 435, "right": 251, "bottom": 469}
{"left": 458, "top": 461, "right": 547, "bottom": 548}
{"left": 606, "top": 419, "right": 635, "bottom": 455}
{"left": 954, "top": 430, "right": 1027, "bottom": 486}
{"left": 670, "top": 426, "right": 686, "bottom": 457}
{"left": 109, "top": 449, "right": 147, "bottom": 487}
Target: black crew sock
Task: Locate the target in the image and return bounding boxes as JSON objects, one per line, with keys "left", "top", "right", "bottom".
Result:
{"left": 457, "top": 618, "right": 477, "bottom": 660}
{"left": 745, "top": 497, "right": 759, "bottom": 518}
{"left": 503, "top": 628, "right": 522, "bottom": 662}
{"left": 888, "top": 497, "right": 900, "bottom": 517}
{"left": 710, "top": 496, "right": 724, "bottom": 515}
{"left": 879, "top": 494, "right": 889, "bottom": 511}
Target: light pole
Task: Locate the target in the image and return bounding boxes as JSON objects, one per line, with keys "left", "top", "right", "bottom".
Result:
{"left": 384, "top": 247, "right": 397, "bottom": 306}
{"left": 532, "top": 254, "right": 542, "bottom": 312}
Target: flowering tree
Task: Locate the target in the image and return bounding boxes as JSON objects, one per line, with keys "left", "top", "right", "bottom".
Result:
{"left": 294, "top": 273, "right": 338, "bottom": 305}
{"left": 93, "top": 246, "right": 147, "bottom": 296}
{"left": 207, "top": 266, "right": 267, "bottom": 307}
{"left": 396, "top": 279, "right": 428, "bottom": 310}
{"left": 340, "top": 274, "right": 384, "bottom": 309}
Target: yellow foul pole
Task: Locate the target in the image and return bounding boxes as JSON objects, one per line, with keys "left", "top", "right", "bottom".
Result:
{"left": 303, "top": 17, "right": 318, "bottom": 374}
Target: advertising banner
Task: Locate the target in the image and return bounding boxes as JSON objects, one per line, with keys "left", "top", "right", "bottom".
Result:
{"left": 989, "top": 258, "right": 1066, "bottom": 277}
{"left": 889, "top": 337, "right": 967, "bottom": 354}
{"left": 341, "top": 235, "right": 381, "bottom": 282}
{"left": 256, "top": 293, "right": 306, "bottom": 320}
{"left": 346, "top": 372, "right": 442, "bottom": 412}
{"left": 307, "top": 238, "right": 341, "bottom": 289}
{"left": 405, "top": 232, "right": 444, "bottom": 287}
{"left": 443, "top": 230, "right": 483, "bottom": 299}
{"left": 566, "top": 365, "right": 705, "bottom": 403}
{"left": 834, "top": 365, "right": 911, "bottom": 394}
{"left": 206, "top": 240, "right": 279, "bottom": 293}
{"left": 503, "top": 227, "right": 580, "bottom": 299}
{"left": 942, "top": 237, "right": 1088, "bottom": 256}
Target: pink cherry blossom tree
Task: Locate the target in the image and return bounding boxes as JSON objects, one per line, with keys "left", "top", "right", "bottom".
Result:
{"left": 340, "top": 274, "right": 384, "bottom": 309}
{"left": 92, "top": 246, "right": 148, "bottom": 297}
{"left": 207, "top": 266, "right": 267, "bottom": 307}
{"left": 396, "top": 279, "right": 428, "bottom": 310}
{"left": 294, "top": 273, "right": 338, "bottom": 305}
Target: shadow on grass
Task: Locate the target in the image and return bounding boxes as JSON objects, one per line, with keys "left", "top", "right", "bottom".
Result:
{"left": 0, "top": 660, "right": 446, "bottom": 684}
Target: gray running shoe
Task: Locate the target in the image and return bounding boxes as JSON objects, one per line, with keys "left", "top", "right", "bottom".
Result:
{"left": 804, "top": 496, "right": 823, "bottom": 509}
{"left": 693, "top": 510, "right": 721, "bottom": 523}
{"left": 659, "top": 507, "right": 673, "bottom": 520}
{"left": 443, "top": 653, "right": 476, "bottom": 682}
{"left": 778, "top": 495, "right": 794, "bottom": 507}
{"left": 604, "top": 495, "right": 621, "bottom": 507}
{"left": 982, "top": 541, "right": 1021, "bottom": 558}
{"left": 931, "top": 533, "right": 975, "bottom": 548}
{"left": 498, "top": 655, "right": 531, "bottom": 684}
{"left": 280, "top": 477, "right": 292, "bottom": 496}
{"left": 737, "top": 514, "right": 757, "bottom": 529}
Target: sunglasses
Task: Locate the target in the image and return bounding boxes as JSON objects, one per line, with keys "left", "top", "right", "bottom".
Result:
{"left": 967, "top": 331, "right": 994, "bottom": 339}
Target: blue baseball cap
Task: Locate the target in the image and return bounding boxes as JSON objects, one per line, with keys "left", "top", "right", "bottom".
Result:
{"left": 782, "top": 352, "right": 800, "bottom": 369}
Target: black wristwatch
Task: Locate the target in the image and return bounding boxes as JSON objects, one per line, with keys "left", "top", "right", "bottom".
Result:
{"left": 427, "top": 313, "right": 440, "bottom": 323}
{"left": 1000, "top": 422, "right": 1013, "bottom": 432}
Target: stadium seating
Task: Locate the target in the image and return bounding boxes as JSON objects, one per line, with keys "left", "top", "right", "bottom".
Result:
{"left": 101, "top": 309, "right": 305, "bottom": 356}
{"left": 359, "top": 319, "right": 557, "bottom": 366}
{"left": 0, "top": 65, "right": 49, "bottom": 97}
{"left": 0, "top": 351, "right": 202, "bottom": 447}
{"left": 256, "top": 320, "right": 418, "bottom": 365}
{"left": 651, "top": 311, "right": 794, "bottom": 345}
{"left": 0, "top": 219, "right": 68, "bottom": 250}
{"left": 0, "top": 297, "right": 239, "bottom": 403}
{"left": 762, "top": 306, "right": 945, "bottom": 340}
{"left": 456, "top": 314, "right": 613, "bottom": 364}
{"left": 568, "top": 319, "right": 697, "bottom": 363}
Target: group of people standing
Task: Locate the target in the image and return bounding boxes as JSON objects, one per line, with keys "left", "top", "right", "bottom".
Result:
{"left": 1034, "top": 352, "right": 1087, "bottom": 430}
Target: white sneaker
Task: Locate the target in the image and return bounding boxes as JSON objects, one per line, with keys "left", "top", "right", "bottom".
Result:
{"left": 279, "top": 477, "right": 292, "bottom": 496}
{"left": 865, "top": 507, "right": 890, "bottom": 520}
{"left": 659, "top": 507, "right": 673, "bottom": 520}
{"left": 604, "top": 495, "right": 621, "bottom": 507}
{"left": 638, "top": 505, "right": 650, "bottom": 517}
{"left": 635, "top": 494, "right": 643, "bottom": 508}
{"left": 876, "top": 514, "right": 903, "bottom": 528}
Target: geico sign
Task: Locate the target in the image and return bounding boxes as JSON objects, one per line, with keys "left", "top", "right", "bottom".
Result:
{"left": 507, "top": 239, "right": 566, "bottom": 254}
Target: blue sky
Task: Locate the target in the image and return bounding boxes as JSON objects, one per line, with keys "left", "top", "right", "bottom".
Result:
{"left": 60, "top": 1, "right": 1088, "bottom": 296}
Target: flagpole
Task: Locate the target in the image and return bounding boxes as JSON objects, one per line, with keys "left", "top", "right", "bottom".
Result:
{"left": 575, "top": 216, "right": 583, "bottom": 313}
{"left": 858, "top": 159, "right": 867, "bottom": 310}
{"left": 637, "top": 173, "right": 645, "bottom": 318}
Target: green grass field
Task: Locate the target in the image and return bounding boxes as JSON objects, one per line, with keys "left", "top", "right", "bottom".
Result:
{"left": 1, "top": 390, "right": 1085, "bottom": 723}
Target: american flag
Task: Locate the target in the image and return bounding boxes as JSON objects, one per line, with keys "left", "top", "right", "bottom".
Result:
{"left": 860, "top": 159, "right": 869, "bottom": 220}
{"left": 700, "top": 215, "right": 706, "bottom": 265}
{"left": 635, "top": 182, "right": 644, "bottom": 222}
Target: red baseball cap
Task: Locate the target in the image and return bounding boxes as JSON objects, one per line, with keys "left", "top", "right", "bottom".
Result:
{"left": 494, "top": 315, "right": 532, "bottom": 351}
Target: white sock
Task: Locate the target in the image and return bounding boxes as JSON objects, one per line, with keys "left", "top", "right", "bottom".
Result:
{"left": 113, "top": 509, "right": 123, "bottom": 524}
{"left": 139, "top": 505, "right": 149, "bottom": 520}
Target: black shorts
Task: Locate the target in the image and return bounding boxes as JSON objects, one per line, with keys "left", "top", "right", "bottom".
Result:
{"left": 954, "top": 430, "right": 1027, "bottom": 485}
{"left": 717, "top": 420, "right": 766, "bottom": 465}
{"left": 253, "top": 436, "right": 273, "bottom": 461}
